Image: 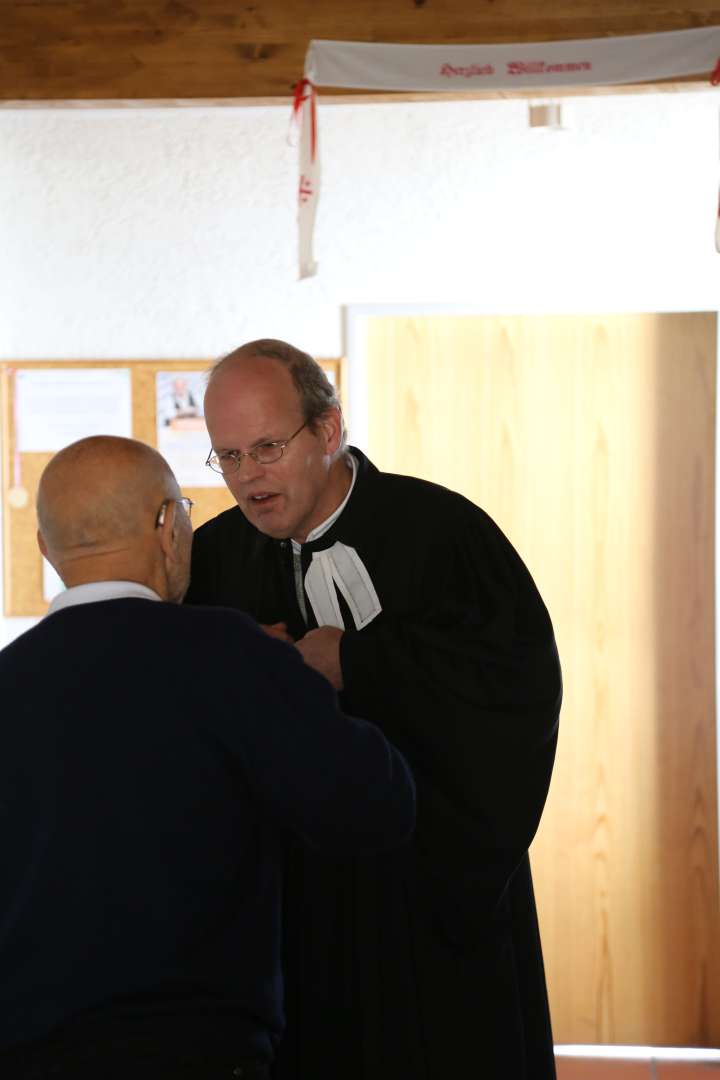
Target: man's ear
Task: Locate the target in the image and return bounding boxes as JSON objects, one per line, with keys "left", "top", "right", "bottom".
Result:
{"left": 37, "top": 529, "right": 49, "bottom": 560}
{"left": 157, "top": 502, "right": 177, "bottom": 560}
{"left": 318, "top": 406, "right": 343, "bottom": 455}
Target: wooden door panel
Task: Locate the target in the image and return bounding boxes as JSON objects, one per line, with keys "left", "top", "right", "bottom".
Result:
{"left": 365, "top": 311, "right": 719, "bottom": 1044}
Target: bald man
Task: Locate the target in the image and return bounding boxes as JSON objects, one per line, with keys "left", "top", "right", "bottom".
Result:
{"left": 0, "top": 436, "right": 415, "bottom": 1080}
{"left": 187, "top": 340, "right": 562, "bottom": 1080}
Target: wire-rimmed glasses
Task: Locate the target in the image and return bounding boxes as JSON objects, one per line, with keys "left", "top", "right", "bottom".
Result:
{"left": 205, "top": 421, "right": 307, "bottom": 475}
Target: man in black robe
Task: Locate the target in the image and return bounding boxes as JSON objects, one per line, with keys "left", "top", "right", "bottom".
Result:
{"left": 186, "top": 339, "right": 562, "bottom": 1080}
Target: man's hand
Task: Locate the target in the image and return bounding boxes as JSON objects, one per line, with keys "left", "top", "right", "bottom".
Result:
{"left": 259, "top": 621, "right": 294, "bottom": 644}
{"left": 296, "top": 626, "right": 344, "bottom": 690}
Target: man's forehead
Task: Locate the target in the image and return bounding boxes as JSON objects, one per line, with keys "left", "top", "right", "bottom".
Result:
{"left": 210, "top": 357, "right": 298, "bottom": 407}
{"left": 206, "top": 366, "right": 304, "bottom": 448}
{"left": 218, "top": 351, "right": 290, "bottom": 381}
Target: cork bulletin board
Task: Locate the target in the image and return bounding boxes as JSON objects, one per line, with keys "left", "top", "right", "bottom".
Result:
{"left": 1, "top": 357, "right": 345, "bottom": 616}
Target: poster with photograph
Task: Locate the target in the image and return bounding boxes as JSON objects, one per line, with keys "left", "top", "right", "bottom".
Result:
{"left": 156, "top": 372, "right": 224, "bottom": 488}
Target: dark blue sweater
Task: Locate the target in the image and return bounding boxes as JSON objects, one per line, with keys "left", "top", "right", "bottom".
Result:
{"left": 0, "top": 598, "right": 415, "bottom": 1060}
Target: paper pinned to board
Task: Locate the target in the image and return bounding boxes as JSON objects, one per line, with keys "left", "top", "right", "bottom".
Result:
{"left": 15, "top": 368, "right": 132, "bottom": 453}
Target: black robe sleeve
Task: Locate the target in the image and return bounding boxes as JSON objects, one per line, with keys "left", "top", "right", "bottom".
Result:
{"left": 338, "top": 491, "right": 561, "bottom": 925}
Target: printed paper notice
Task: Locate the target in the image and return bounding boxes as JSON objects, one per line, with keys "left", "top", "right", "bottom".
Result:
{"left": 156, "top": 372, "right": 223, "bottom": 488}
{"left": 15, "top": 369, "right": 132, "bottom": 452}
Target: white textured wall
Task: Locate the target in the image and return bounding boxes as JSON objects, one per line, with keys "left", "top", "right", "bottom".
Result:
{"left": 1, "top": 90, "right": 719, "bottom": 640}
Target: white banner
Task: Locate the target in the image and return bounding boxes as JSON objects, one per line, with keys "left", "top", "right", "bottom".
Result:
{"left": 306, "top": 28, "right": 720, "bottom": 92}
{"left": 297, "top": 28, "right": 720, "bottom": 277}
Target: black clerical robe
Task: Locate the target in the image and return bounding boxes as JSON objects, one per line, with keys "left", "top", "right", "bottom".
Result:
{"left": 186, "top": 447, "right": 562, "bottom": 1080}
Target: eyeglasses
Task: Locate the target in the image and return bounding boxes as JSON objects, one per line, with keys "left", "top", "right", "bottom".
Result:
{"left": 205, "top": 421, "right": 307, "bottom": 475}
{"left": 155, "top": 497, "right": 194, "bottom": 528}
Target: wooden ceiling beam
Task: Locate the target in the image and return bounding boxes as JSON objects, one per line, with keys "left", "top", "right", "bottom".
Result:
{"left": 2, "top": 1, "right": 720, "bottom": 101}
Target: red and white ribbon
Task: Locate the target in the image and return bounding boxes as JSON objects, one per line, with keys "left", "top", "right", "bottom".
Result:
{"left": 716, "top": 107, "right": 720, "bottom": 254}
{"left": 292, "top": 77, "right": 320, "bottom": 279}
{"left": 296, "top": 27, "right": 720, "bottom": 276}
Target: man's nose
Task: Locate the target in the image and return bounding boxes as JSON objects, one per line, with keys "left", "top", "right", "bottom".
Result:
{"left": 235, "top": 452, "right": 265, "bottom": 481}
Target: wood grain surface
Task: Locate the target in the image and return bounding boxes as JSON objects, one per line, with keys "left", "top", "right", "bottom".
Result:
{"left": 365, "top": 311, "right": 720, "bottom": 1045}
{"left": 1, "top": 1, "right": 720, "bottom": 101}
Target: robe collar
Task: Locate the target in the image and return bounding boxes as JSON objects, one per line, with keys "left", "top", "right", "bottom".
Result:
{"left": 291, "top": 451, "right": 358, "bottom": 551}
{"left": 293, "top": 447, "right": 377, "bottom": 554}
